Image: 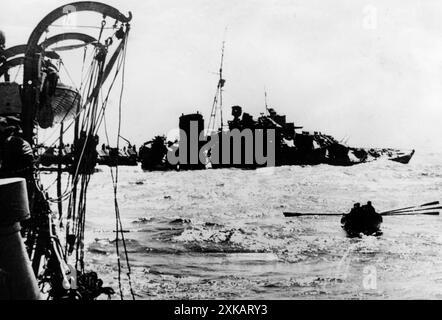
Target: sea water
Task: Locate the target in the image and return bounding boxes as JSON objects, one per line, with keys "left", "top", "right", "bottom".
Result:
{"left": 42, "top": 151, "right": 442, "bottom": 299}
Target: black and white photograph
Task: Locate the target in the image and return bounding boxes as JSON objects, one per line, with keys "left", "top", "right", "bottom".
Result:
{"left": 0, "top": 0, "right": 441, "bottom": 308}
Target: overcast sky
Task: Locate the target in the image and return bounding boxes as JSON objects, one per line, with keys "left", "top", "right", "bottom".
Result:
{"left": 1, "top": 0, "right": 442, "bottom": 151}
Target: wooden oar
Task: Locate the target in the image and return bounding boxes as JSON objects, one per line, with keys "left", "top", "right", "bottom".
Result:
{"left": 283, "top": 212, "right": 342, "bottom": 217}
{"left": 383, "top": 206, "right": 442, "bottom": 214}
{"left": 381, "top": 201, "right": 440, "bottom": 214}
{"left": 283, "top": 211, "right": 440, "bottom": 217}
{"left": 382, "top": 211, "right": 439, "bottom": 216}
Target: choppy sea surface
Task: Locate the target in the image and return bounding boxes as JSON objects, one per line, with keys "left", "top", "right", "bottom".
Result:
{"left": 43, "top": 151, "right": 442, "bottom": 299}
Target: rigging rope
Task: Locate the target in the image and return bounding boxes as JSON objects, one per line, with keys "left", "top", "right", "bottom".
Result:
{"left": 102, "top": 33, "right": 135, "bottom": 300}
{"left": 61, "top": 26, "right": 135, "bottom": 299}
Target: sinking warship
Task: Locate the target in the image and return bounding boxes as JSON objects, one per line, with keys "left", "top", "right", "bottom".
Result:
{"left": 138, "top": 105, "right": 414, "bottom": 171}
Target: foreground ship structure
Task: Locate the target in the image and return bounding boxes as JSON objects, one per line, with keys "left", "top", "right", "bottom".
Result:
{"left": 0, "top": 1, "right": 134, "bottom": 299}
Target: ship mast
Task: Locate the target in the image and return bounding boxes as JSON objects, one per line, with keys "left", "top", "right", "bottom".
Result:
{"left": 207, "top": 38, "right": 226, "bottom": 133}
{"left": 219, "top": 39, "right": 225, "bottom": 129}
{"left": 264, "top": 89, "right": 269, "bottom": 115}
